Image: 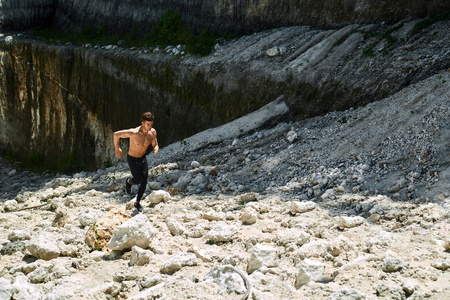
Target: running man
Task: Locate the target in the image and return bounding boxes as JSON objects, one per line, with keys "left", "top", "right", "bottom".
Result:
{"left": 114, "top": 112, "right": 159, "bottom": 212}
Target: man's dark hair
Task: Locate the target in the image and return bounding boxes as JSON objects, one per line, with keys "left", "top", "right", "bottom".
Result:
{"left": 142, "top": 112, "right": 154, "bottom": 122}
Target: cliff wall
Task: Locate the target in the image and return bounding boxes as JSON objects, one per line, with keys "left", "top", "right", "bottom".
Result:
{"left": 1, "top": 0, "right": 449, "bottom": 35}
{"left": 1, "top": 18, "right": 449, "bottom": 170}
{"left": 0, "top": 1, "right": 449, "bottom": 171}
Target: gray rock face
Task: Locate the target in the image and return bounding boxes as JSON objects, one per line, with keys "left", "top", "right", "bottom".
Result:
{"left": 2, "top": 0, "right": 449, "bottom": 35}
{"left": 1, "top": 17, "right": 448, "bottom": 169}
{"left": 0, "top": 0, "right": 55, "bottom": 31}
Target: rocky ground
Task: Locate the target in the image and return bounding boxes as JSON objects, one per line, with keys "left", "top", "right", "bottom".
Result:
{"left": 1, "top": 36, "right": 450, "bottom": 300}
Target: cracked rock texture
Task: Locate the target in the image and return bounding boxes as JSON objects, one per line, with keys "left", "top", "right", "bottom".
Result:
{"left": 0, "top": 18, "right": 449, "bottom": 169}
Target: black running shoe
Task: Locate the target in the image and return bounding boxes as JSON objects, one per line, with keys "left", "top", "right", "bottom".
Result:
{"left": 134, "top": 201, "right": 143, "bottom": 212}
{"left": 125, "top": 179, "right": 132, "bottom": 194}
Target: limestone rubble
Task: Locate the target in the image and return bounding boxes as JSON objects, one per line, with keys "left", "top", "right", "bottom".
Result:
{"left": 0, "top": 68, "right": 449, "bottom": 299}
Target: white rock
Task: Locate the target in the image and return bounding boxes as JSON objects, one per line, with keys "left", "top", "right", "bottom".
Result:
{"left": 165, "top": 217, "right": 186, "bottom": 236}
{"left": 266, "top": 46, "right": 280, "bottom": 57}
{"left": 402, "top": 278, "right": 420, "bottom": 296}
{"left": 141, "top": 275, "right": 163, "bottom": 288}
{"left": 40, "top": 188, "right": 60, "bottom": 200}
{"left": 377, "top": 282, "right": 405, "bottom": 299}
{"left": 4, "top": 200, "right": 18, "bottom": 212}
{"left": 108, "top": 214, "right": 156, "bottom": 251}
{"left": 191, "top": 161, "right": 201, "bottom": 168}
{"left": 443, "top": 237, "right": 450, "bottom": 251}
{"left": 290, "top": 200, "right": 316, "bottom": 214}
{"left": 367, "top": 230, "right": 392, "bottom": 253}
{"left": 335, "top": 216, "right": 365, "bottom": 228}
{"left": 26, "top": 231, "right": 61, "bottom": 260}
{"left": 30, "top": 259, "right": 71, "bottom": 284}
{"left": 296, "top": 240, "right": 329, "bottom": 260}
{"left": 0, "top": 278, "right": 13, "bottom": 300}
{"left": 275, "top": 228, "right": 310, "bottom": 246}
{"left": 247, "top": 243, "right": 278, "bottom": 274}
{"left": 295, "top": 258, "right": 327, "bottom": 288}
{"left": 431, "top": 259, "right": 450, "bottom": 270}
{"left": 204, "top": 266, "right": 247, "bottom": 295}
{"left": 205, "top": 221, "right": 239, "bottom": 243}
{"left": 187, "top": 223, "right": 207, "bottom": 238}
{"left": 27, "top": 262, "right": 53, "bottom": 283}
{"left": 148, "top": 190, "right": 172, "bottom": 204}
{"left": 240, "top": 207, "right": 258, "bottom": 225}
{"left": 382, "top": 250, "right": 404, "bottom": 272}
{"left": 8, "top": 230, "right": 31, "bottom": 242}
{"left": 78, "top": 208, "right": 106, "bottom": 227}
{"left": 129, "top": 246, "right": 153, "bottom": 266}
{"left": 202, "top": 211, "right": 226, "bottom": 221}
{"left": 88, "top": 251, "right": 106, "bottom": 261}
{"left": 190, "top": 246, "right": 214, "bottom": 262}
{"left": 328, "top": 287, "right": 366, "bottom": 300}
{"left": 327, "top": 287, "right": 366, "bottom": 300}
{"left": 86, "top": 281, "right": 120, "bottom": 297}
{"left": 328, "top": 235, "right": 353, "bottom": 256}
{"left": 11, "top": 275, "right": 43, "bottom": 299}
{"left": 286, "top": 130, "right": 298, "bottom": 143}
{"left": 239, "top": 192, "right": 258, "bottom": 203}
{"left": 160, "top": 252, "right": 197, "bottom": 274}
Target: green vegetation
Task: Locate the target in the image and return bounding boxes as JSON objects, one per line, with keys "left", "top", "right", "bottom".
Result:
{"left": 358, "top": 23, "right": 403, "bottom": 57}
{"left": 338, "top": 116, "right": 350, "bottom": 124}
{"left": 359, "top": 11, "right": 449, "bottom": 57}
{"left": 33, "top": 10, "right": 239, "bottom": 56}
{"left": 412, "top": 12, "right": 450, "bottom": 35}
{"left": 92, "top": 222, "right": 102, "bottom": 251}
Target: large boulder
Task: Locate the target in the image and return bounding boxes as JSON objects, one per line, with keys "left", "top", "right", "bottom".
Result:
{"left": 107, "top": 213, "right": 156, "bottom": 251}
{"left": 85, "top": 208, "right": 131, "bottom": 251}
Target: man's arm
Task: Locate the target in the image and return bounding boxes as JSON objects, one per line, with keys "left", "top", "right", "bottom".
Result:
{"left": 113, "top": 129, "right": 134, "bottom": 159}
{"left": 152, "top": 130, "right": 159, "bottom": 156}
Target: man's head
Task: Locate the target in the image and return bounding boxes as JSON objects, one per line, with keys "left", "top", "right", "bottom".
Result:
{"left": 141, "top": 112, "right": 154, "bottom": 132}
{"left": 142, "top": 112, "right": 154, "bottom": 122}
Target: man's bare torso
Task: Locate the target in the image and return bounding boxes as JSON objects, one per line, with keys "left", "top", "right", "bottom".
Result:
{"left": 128, "top": 126, "right": 156, "bottom": 158}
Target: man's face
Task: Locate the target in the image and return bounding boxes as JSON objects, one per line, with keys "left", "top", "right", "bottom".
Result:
{"left": 142, "top": 120, "right": 153, "bottom": 132}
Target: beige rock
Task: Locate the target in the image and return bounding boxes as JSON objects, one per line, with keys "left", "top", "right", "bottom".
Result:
{"left": 85, "top": 208, "right": 131, "bottom": 251}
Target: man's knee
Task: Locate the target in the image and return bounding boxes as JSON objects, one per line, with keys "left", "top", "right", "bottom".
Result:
{"left": 130, "top": 177, "right": 143, "bottom": 185}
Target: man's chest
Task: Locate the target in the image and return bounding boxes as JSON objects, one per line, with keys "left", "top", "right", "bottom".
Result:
{"left": 133, "top": 133, "right": 152, "bottom": 146}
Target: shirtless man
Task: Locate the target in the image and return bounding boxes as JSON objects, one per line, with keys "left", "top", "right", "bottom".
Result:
{"left": 114, "top": 112, "right": 159, "bottom": 212}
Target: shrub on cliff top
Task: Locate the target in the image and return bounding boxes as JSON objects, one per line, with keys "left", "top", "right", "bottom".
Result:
{"left": 33, "top": 9, "right": 228, "bottom": 56}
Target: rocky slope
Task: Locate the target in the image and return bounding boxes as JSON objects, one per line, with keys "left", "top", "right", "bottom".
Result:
{"left": 0, "top": 68, "right": 448, "bottom": 299}
{"left": 1, "top": 18, "right": 449, "bottom": 170}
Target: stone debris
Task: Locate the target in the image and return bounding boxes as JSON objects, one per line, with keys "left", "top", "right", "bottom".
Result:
{"left": 247, "top": 243, "right": 278, "bottom": 274}
{"left": 107, "top": 214, "right": 156, "bottom": 251}
{"left": 160, "top": 252, "right": 198, "bottom": 274}
{"left": 26, "top": 231, "right": 61, "bottom": 260}
{"left": 129, "top": 246, "right": 153, "bottom": 266}
{"left": 0, "top": 32, "right": 449, "bottom": 300}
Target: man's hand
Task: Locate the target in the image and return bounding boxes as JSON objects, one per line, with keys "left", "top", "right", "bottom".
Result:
{"left": 153, "top": 145, "right": 159, "bottom": 156}
{"left": 115, "top": 148, "right": 122, "bottom": 159}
